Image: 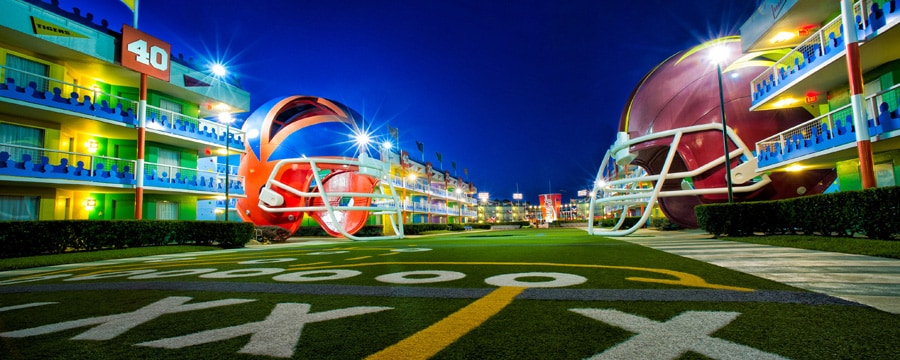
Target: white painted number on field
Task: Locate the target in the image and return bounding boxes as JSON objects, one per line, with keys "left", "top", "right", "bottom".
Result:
{"left": 126, "top": 39, "right": 169, "bottom": 71}
{"left": 1, "top": 296, "right": 255, "bottom": 340}
{"left": 569, "top": 309, "right": 788, "bottom": 360}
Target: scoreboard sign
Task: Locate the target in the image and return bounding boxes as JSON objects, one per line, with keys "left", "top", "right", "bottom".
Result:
{"left": 121, "top": 25, "right": 171, "bottom": 82}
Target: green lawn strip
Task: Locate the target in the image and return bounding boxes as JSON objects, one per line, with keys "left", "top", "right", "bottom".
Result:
{"left": 721, "top": 235, "right": 900, "bottom": 259}
{"left": 1, "top": 290, "right": 897, "bottom": 359}
{"left": 0, "top": 246, "right": 220, "bottom": 272}
{"left": 11, "top": 229, "right": 797, "bottom": 292}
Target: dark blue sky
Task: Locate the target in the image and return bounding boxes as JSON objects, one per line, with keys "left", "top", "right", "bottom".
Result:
{"left": 70, "top": 0, "right": 758, "bottom": 202}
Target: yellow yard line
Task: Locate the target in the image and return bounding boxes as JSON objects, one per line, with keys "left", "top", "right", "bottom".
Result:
{"left": 367, "top": 286, "right": 525, "bottom": 360}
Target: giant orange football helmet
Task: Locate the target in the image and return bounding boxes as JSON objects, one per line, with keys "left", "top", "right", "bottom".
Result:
{"left": 236, "top": 96, "right": 403, "bottom": 240}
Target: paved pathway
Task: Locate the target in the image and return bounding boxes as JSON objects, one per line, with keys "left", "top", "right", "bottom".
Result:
{"left": 618, "top": 229, "right": 900, "bottom": 314}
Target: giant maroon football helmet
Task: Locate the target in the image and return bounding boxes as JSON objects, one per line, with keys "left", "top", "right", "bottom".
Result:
{"left": 588, "top": 37, "right": 835, "bottom": 235}
{"left": 236, "top": 95, "right": 403, "bottom": 240}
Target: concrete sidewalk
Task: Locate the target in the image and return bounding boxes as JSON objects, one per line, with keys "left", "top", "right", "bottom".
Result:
{"left": 617, "top": 229, "right": 900, "bottom": 314}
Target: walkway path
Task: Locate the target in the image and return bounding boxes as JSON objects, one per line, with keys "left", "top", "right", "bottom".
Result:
{"left": 618, "top": 229, "right": 900, "bottom": 314}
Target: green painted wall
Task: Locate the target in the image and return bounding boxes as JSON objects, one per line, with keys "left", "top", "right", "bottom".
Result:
{"left": 837, "top": 149, "right": 900, "bottom": 191}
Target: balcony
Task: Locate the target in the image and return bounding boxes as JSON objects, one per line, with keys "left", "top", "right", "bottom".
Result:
{"left": 0, "top": 65, "right": 244, "bottom": 151}
{"left": 755, "top": 83, "right": 900, "bottom": 170}
{"left": 0, "top": 143, "right": 244, "bottom": 195}
{"left": 750, "top": 0, "right": 900, "bottom": 111}
{"left": 387, "top": 175, "right": 476, "bottom": 203}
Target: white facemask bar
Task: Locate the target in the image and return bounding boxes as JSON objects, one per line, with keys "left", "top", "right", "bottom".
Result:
{"left": 587, "top": 123, "right": 770, "bottom": 236}
{"left": 256, "top": 152, "right": 404, "bottom": 240}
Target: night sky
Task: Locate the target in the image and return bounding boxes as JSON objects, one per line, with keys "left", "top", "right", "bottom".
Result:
{"left": 67, "top": 0, "right": 759, "bottom": 202}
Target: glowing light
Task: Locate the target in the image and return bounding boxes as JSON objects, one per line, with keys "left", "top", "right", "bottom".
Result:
{"left": 213, "top": 103, "right": 231, "bottom": 112}
{"left": 382, "top": 140, "right": 393, "bottom": 150}
{"left": 353, "top": 132, "right": 372, "bottom": 147}
{"left": 708, "top": 45, "right": 729, "bottom": 65}
{"left": 85, "top": 139, "right": 98, "bottom": 153}
{"left": 785, "top": 164, "right": 804, "bottom": 172}
{"left": 211, "top": 63, "right": 227, "bottom": 77}
{"left": 770, "top": 31, "right": 795, "bottom": 44}
{"left": 407, "top": 173, "right": 417, "bottom": 181}
{"left": 772, "top": 98, "right": 799, "bottom": 108}
{"left": 83, "top": 197, "right": 97, "bottom": 210}
{"left": 216, "top": 149, "right": 228, "bottom": 155}
{"left": 217, "top": 112, "right": 234, "bottom": 123}
{"left": 595, "top": 179, "right": 607, "bottom": 188}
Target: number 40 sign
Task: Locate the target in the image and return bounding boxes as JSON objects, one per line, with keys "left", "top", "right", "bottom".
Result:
{"left": 121, "top": 25, "right": 171, "bottom": 82}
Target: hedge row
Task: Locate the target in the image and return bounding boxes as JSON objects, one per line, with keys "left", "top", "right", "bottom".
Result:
{"left": 0, "top": 220, "right": 254, "bottom": 258}
{"left": 290, "top": 222, "right": 531, "bottom": 238}
{"left": 695, "top": 186, "right": 899, "bottom": 239}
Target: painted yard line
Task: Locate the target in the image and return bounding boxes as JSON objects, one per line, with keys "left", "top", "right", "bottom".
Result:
{"left": 365, "top": 286, "right": 525, "bottom": 360}
{"left": 663, "top": 247, "right": 823, "bottom": 254}
{"left": 837, "top": 295, "right": 900, "bottom": 313}
{"left": 625, "top": 240, "right": 741, "bottom": 246}
{"left": 643, "top": 244, "right": 774, "bottom": 250}
{"left": 681, "top": 253, "right": 871, "bottom": 260}
{"left": 753, "top": 272, "right": 900, "bottom": 284}
{"left": 724, "top": 266, "right": 900, "bottom": 274}
{"left": 785, "top": 282, "right": 900, "bottom": 296}
{"left": 707, "top": 260, "right": 900, "bottom": 267}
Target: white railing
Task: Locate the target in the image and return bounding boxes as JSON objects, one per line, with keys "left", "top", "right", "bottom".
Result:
{"left": 144, "top": 104, "right": 245, "bottom": 142}
{"left": 387, "top": 175, "right": 475, "bottom": 203}
{"left": 748, "top": 0, "right": 893, "bottom": 103}
{"left": 588, "top": 124, "right": 771, "bottom": 236}
{"left": 0, "top": 65, "right": 244, "bottom": 147}
{"left": 755, "top": 82, "right": 900, "bottom": 158}
{"left": 750, "top": 16, "right": 845, "bottom": 101}
{"left": 0, "top": 143, "right": 135, "bottom": 176}
{"left": 1, "top": 64, "right": 138, "bottom": 113}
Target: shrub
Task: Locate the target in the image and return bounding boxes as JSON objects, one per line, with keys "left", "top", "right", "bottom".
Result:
{"left": 0, "top": 220, "right": 253, "bottom": 258}
{"left": 650, "top": 217, "right": 682, "bottom": 231}
{"left": 256, "top": 226, "right": 292, "bottom": 243}
{"left": 695, "top": 186, "right": 899, "bottom": 240}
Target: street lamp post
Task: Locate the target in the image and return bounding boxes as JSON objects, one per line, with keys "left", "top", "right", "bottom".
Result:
{"left": 711, "top": 45, "right": 734, "bottom": 203}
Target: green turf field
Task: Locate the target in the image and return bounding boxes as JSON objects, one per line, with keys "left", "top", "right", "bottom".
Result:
{"left": 1, "top": 228, "right": 897, "bottom": 359}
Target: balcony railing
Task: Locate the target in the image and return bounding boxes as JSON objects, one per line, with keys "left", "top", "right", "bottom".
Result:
{"left": 755, "top": 82, "right": 900, "bottom": 167}
{"left": 144, "top": 162, "right": 244, "bottom": 195}
{"left": 750, "top": 16, "right": 845, "bottom": 104}
{"left": 0, "top": 143, "right": 244, "bottom": 194}
{"left": 750, "top": 0, "right": 900, "bottom": 105}
{"left": 387, "top": 175, "right": 475, "bottom": 203}
{"left": 0, "top": 65, "right": 243, "bottom": 149}
{"left": 0, "top": 143, "right": 135, "bottom": 185}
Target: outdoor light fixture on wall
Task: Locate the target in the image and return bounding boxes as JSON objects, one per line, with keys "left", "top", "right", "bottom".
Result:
{"left": 83, "top": 197, "right": 97, "bottom": 210}
{"left": 85, "top": 139, "right": 98, "bottom": 153}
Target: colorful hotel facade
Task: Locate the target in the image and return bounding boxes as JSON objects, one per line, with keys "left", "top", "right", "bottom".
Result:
{"left": 743, "top": 0, "right": 900, "bottom": 189}
{"left": 0, "top": 0, "right": 478, "bottom": 226}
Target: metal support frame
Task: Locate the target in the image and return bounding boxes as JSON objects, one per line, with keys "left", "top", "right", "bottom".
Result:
{"left": 256, "top": 154, "right": 404, "bottom": 240}
{"left": 587, "top": 123, "right": 770, "bottom": 236}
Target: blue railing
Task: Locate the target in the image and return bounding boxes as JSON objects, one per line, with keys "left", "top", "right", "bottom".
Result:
{"left": 750, "top": 0, "right": 900, "bottom": 106}
{"left": 0, "top": 144, "right": 244, "bottom": 194}
{"left": 756, "top": 83, "right": 900, "bottom": 167}
{"left": 0, "top": 66, "right": 243, "bottom": 149}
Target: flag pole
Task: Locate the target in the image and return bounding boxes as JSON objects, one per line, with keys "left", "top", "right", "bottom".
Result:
{"left": 133, "top": 0, "right": 139, "bottom": 28}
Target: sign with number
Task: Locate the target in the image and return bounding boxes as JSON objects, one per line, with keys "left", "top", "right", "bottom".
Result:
{"left": 121, "top": 25, "right": 171, "bottom": 82}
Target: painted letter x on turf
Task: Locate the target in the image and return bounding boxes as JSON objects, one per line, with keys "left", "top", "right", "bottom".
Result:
{"left": 569, "top": 309, "right": 788, "bottom": 360}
